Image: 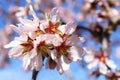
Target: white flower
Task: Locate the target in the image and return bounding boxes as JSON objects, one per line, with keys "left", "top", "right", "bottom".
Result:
{"left": 84, "top": 48, "right": 117, "bottom": 74}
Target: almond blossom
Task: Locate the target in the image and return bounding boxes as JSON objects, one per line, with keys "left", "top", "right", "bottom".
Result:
{"left": 38, "top": 8, "right": 85, "bottom": 73}
{"left": 4, "top": 4, "right": 85, "bottom": 74}
{"left": 47, "top": 34, "right": 85, "bottom": 74}
{"left": 84, "top": 48, "right": 117, "bottom": 75}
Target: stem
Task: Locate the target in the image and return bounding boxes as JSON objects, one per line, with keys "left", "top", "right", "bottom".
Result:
{"left": 32, "top": 70, "right": 39, "bottom": 80}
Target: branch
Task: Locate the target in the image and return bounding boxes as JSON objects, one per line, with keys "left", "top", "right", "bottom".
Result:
{"left": 32, "top": 70, "right": 39, "bottom": 80}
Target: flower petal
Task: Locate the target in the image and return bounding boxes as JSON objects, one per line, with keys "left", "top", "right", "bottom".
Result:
{"left": 65, "top": 21, "right": 77, "bottom": 34}
{"left": 49, "top": 50, "right": 57, "bottom": 60}
{"left": 58, "top": 21, "right": 77, "bottom": 35}
{"left": 99, "top": 62, "right": 108, "bottom": 74}
{"left": 57, "top": 55, "right": 70, "bottom": 74}
{"left": 50, "top": 7, "right": 60, "bottom": 23}
{"left": 57, "top": 25, "right": 66, "bottom": 34}
{"left": 105, "top": 59, "right": 117, "bottom": 69}
{"left": 8, "top": 45, "right": 24, "bottom": 58}
{"left": 66, "top": 35, "right": 84, "bottom": 46}
{"left": 22, "top": 54, "right": 31, "bottom": 70}
{"left": 29, "top": 4, "right": 38, "bottom": 20}
{"left": 32, "top": 54, "right": 43, "bottom": 71}
{"left": 44, "top": 34, "right": 63, "bottom": 46}
{"left": 84, "top": 53, "right": 94, "bottom": 63}
{"left": 4, "top": 40, "right": 21, "bottom": 48}
{"left": 67, "top": 46, "right": 84, "bottom": 61}
{"left": 87, "top": 59, "right": 98, "bottom": 69}
{"left": 10, "top": 24, "right": 24, "bottom": 35}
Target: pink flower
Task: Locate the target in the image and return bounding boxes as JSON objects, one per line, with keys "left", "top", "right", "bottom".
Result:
{"left": 47, "top": 34, "right": 85, "bottom": 74}
{"left": 11, "top": 4, "right": 43, "bottom": 40}
{"left": 84, "top": 48, "right": 117, "bottom": 74}
{"left": 4, "top": 34, "right": 44, "bottom": 71}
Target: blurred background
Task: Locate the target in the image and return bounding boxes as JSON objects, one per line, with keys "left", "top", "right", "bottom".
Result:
{"left": 0, "top": 0, "right": 120, "bottom": 80}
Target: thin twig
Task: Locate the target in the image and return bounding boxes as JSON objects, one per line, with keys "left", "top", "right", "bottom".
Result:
{"left": 32, "top": 70, "right": 39, "bottom": 80}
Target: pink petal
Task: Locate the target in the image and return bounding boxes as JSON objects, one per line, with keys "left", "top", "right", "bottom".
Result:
{"left": 32, "top": 54, "right": 43, "bottom": 71}
{"left": 66, "top": 35, "right": 84, "bottom": 46}
{"left": 10, "top": 25, "right": 24, "bottom": 35}
{"left": 45, "top": 34, "right": 63, "bottom": 46}
{"left": 99, "top": 62, "right": 108, "bottom": 74}
{"left": 57, "top": 25, "right": 66, "bottom": 34}
{"left": 67, "top": 46, "right": 84, "bottom": 61}
{"left": 84, "top": 53, "right": 94, "bottom": 63}
{"left": 49, "top": 50, "right": 57, "bottom": 60}
{"left": 9, "top": 45, "right": 24, "bottom": 58}
{"left": 57, "top": 55, "right": 70, "bottom": 74}
{"left": 105, "top": 59, "right": 117, "bottom": 69}
{"left": 50, "top": 7, "right": 60, "bottom": 23}
{"left": 22, "top": 54, "right": 31, "bottom": 70}
{"left": 58, "top": 21, "right": 77, "bottom": 35}
{"left": 4, "top": 40, "right": 21, "bottom": 48}
{"left": 65, "top": 21, "right": 77, "bottom": 34}
{"left": 87, "top": 59, "right": 98, "bottom": 69}
{"left": 29, "top": 4, "right": 38, "bottom": 20}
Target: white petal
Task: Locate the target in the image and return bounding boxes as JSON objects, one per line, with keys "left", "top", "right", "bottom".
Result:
{"left": 29, "top": 4, "right": 38, "bottom": 19}
{"left": 84, "top": 53, "right": 94, "bottom": 63}
{"left": 66, "top": 35, "right": 84, "bottom": 46}
{"left": 65, "top": 21, "right": 77, "bottom": 34}
{"left": 35, "top": 34, "right": 46, "bottom": 44}
{"left": 45, "top": 34, "right": 63, "bottom": 46}
{"left": 4, "top": 40, "right": 21, "bottom": 48}
{"left": 99, "top": 62, "right": 108, "bottom": 74}
{"left": 83, "top": 47, "right": 92, "bottom": 54}
{"left": 22, "top": 54, "right": 31, "bottom": 70}
{"left": 57, "top": 25, "right": 66, "bottom": 34}
{"left": 33, "top": 54, "right": 43, "bottom": 71}
{"left": 9, "top": 45, "right": 23, "bottom": 58}
{"left": 105, "top": 59, "right": 117, "bottom": 69}
{"left": 56, "top": 63, "right": 63, "bottom": 74}
{"left": 50, "top": 50, "right": 57, "bottom": 60}
{"left": 19, "top": 18, "right": 38, "bottom": 29}
{"left": 58, "top": 21, "right": 77, "bottom": 35}
{"left": 15, "top": 35, "right": 28, "bottom": 42}
{"left": 57, "top": 55, "right": 70, "bottom": 74}
{"left": 39, "top": 21, "right": 48, "bottom": 32}
{"left": 87, "top": 59, "right": 98, "bottom": 69}
{"left": 50, "top": 7, "right": 60, "bottom": 23}
{"left": 10, "top": 24, "right": 24, "bottom": 34}
{"left": 61, "top": 56, "right": 70, "bottom": 71}
{"left": 67, "top": 46, "right": 84, "bottom": 61}
{"left": 29, "top": 48, "right": 37, "bottom": 59}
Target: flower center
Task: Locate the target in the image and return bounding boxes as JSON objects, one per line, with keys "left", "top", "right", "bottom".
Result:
{"left": 55, "top": 42, "right": 71, "bottom": 57}
{"left": 37, "top": 42, "right": 49, "bottom": 57}
{"left": 20, "top": 36, "right": 34, "bottom": 54}
{"left": 96, "top": 54, "right": 107, "bottom": 62}
{"left": 45, "top": 21, "right": 62, "bottom": 35}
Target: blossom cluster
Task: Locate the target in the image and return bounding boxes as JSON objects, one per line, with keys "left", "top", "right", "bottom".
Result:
{"left": 4, "top": 4, "right": 85, "bottom": 74}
